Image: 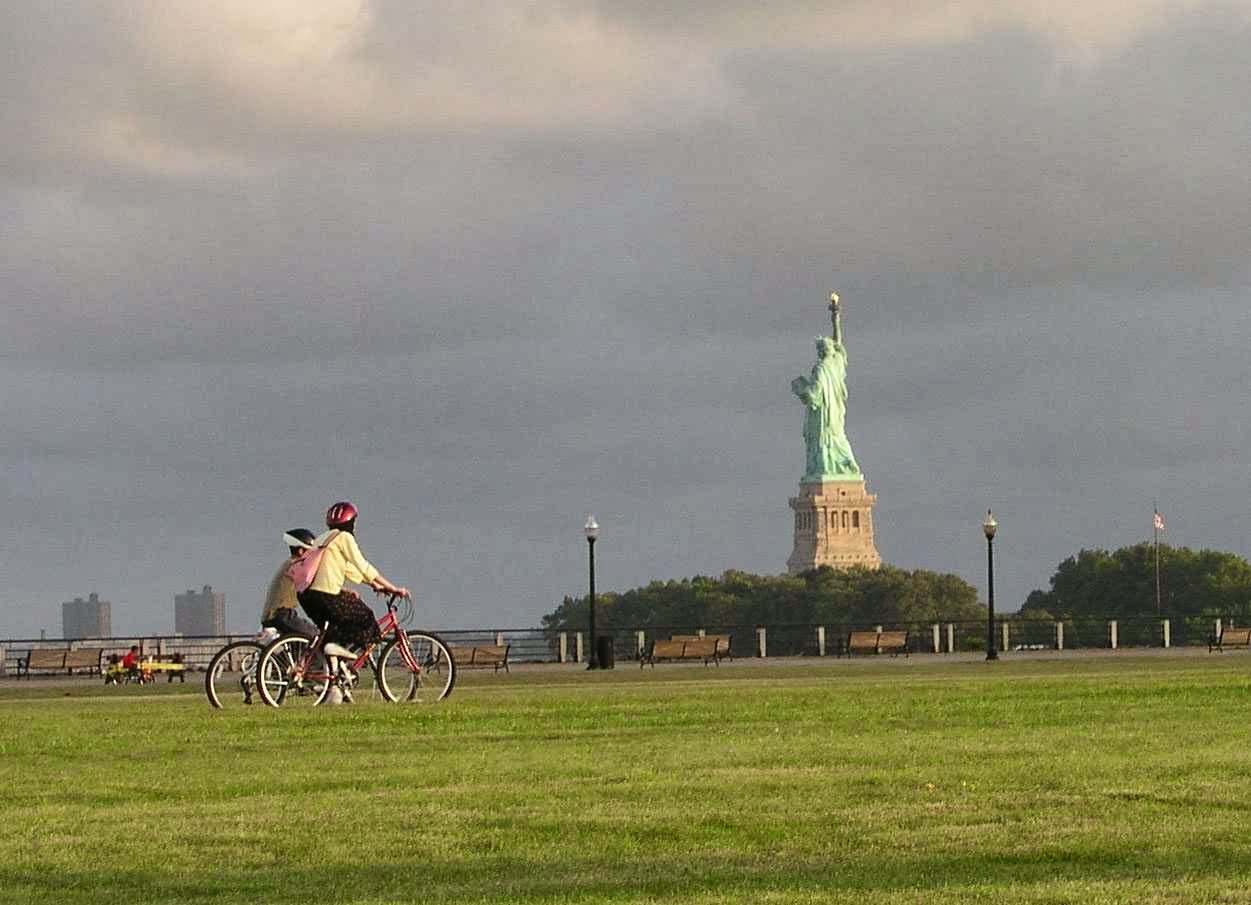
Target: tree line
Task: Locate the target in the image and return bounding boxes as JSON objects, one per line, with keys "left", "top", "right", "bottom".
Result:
{"left": 542, "top": 543, "right": 1251, "bottom": 631}
{"left": 1020, "top": 543, "right": 1251, "bottom": 619}
{"left": 542, "top": 566, "right": 986, "bottom": 631}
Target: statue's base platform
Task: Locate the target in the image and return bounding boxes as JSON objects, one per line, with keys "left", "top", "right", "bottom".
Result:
{"left": 787, "top": 479, "right": 882, "bottom": 573}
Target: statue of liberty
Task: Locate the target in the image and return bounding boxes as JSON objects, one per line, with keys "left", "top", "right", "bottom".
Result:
{"left": 790, "top": 293, "right": 861, "bottom": 481}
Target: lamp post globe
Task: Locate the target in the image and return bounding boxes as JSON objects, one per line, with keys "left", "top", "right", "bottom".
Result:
{"left": 584, "top": 516, "right": 600, "bottom": 670}
{"left": 983, "top": 510, "right": 999, "bottom": 661}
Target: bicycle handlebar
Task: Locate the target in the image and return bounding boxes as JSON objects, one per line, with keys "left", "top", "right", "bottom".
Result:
{"left": 375, "top": 589, "right": 414, "bottom": 625}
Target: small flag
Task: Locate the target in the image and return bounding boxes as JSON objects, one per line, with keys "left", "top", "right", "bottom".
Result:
{"left": 1153, "top": 511, "right": 1165, "bottom": 531}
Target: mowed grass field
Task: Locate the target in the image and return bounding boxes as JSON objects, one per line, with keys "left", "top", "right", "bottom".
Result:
{"left": 3, "top": 655, "right": 1251, "bottom": 904}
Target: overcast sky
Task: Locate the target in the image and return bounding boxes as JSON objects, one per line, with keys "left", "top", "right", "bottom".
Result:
{"left": 3, "top": 2, "right": 1250, "bottom": 638}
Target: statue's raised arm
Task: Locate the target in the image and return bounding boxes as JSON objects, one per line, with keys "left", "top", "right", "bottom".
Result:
{"left": 828, "top": 292, "right": 842, "bottom": 346}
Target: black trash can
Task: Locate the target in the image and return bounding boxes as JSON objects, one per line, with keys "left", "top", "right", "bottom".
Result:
{"left": 595, "top": 635, "right": 615, "bottom": 670}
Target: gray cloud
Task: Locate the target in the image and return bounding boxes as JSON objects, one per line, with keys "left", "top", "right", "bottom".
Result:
{"left": 3, "top": 3, "right": 1250, "bottom": 636}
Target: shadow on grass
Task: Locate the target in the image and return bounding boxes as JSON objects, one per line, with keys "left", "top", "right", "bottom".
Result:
{"left": 4, "top": 839, "right": 1247, "bottom": 904}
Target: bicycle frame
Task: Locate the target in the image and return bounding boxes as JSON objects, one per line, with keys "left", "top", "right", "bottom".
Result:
{"left": 288, "top": 596, "right": 420, "bottom": 683}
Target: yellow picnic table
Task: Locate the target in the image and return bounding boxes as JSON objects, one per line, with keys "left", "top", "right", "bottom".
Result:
{"left": 105, "top": 660, "right": 187, "bottom": 684}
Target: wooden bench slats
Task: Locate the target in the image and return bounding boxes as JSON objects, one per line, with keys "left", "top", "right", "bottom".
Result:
{"left": 18, "top": 648, "right": 103, "bottom": 677}
{"left": 670, "top": 634, "right": 733, "bottom": 660}
{"left": 449, "top": 644, "right": 510, "bottom": 673}
{"left": 64, "top": 650, "right": 103, "bottom": 671}
{"left": 847, "top": 631, "right": 879, "bottom": 654}
{"left": 641, "top": 635, "right": 730, "bottom": 668}
{"left": 26, "top": 650, "right": 66, "bottom": 670}
{"left": 649, "top": 639, "right": 688, "bottom": 659}
{"left": 845, "top": 631, "right": 910, "bottom": 657}
{"left": 877, "top": 631, "right": 909, "bottom": 654}
{"left": 1210, "top": 628, "right": 1251, "bottom": 652}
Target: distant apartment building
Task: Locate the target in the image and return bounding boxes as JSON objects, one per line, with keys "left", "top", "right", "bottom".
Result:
{"left": 174, "top": 585, "right": 225, "bottom": 636}
{"left": 62, "top": 592, "right": 112, "bottom": 638}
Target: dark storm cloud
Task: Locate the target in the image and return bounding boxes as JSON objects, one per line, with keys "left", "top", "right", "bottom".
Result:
{"left": 2, "top": 2, "right": 1250, "bottom": 636}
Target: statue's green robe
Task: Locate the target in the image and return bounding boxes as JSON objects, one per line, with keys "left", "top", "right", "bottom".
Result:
{"left": 797, "top": 343, "right": 860, "bottom": 480}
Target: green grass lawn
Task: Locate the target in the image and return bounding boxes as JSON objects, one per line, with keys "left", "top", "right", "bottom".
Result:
{"left": 3, "top": 655, "right": 1251, "bottom": 904}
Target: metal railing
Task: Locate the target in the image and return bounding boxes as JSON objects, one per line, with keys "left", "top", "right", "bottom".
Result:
{"left": 1, "top": 615, "right": 1243, "bottom": 675}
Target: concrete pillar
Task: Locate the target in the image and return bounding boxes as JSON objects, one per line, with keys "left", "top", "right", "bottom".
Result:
{"left": 575, "top": 632, "right": 584, "bottom": 664}
{"left": 874, "top": 624, "right": 883, "bottom": 634}
{"left": 1215, "top": 618, "right": 1223, "bottom": 642}
{"left": 817, "top": 626, "right": 826, "bottom": 657}
{"left": 158, "top": 637, "right": 168, "bottom": 656}
{"left": 1109, "top": 620, "right": 1118, "bottom": 650}
{"left": 1055, "top": 622, "right": 1064, "bottom": 651}
{"left": 558, "top": 632, "right": 567, "bottom": 663}
{"left": 0, "top": 646, "right": 6, "bottom": 677}
{"left": 697, "top": 628, "right": 706, "bottom": 637}
{"left": 1001, "top": 621, "right": 1010, "bottom": 653}
{"left": 931, "top": 624, "right": 941, "bottom": 654}
{"left": 636, "top": 631, "right": 646, "bottom": 658}
{"left": 756, "top": 627, "right": 767, "bottom": 658}
{"left": 494, "top": 631, "right": 504, "bottom": 647}
{"left": 1162, "top": 619, "right": 1171, "bottom": 648}
{"left": 945, "top": 623, "right": 955, "bottom": 654}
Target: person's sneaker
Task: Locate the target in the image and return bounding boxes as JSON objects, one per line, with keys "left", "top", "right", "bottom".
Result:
{"left": 324, "top": 685, "right": 344, "bottom": 705}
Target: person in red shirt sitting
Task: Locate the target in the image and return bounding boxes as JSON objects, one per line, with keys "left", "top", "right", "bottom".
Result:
{"left": 121, "top": 645, "right": 142, "bottom": 683}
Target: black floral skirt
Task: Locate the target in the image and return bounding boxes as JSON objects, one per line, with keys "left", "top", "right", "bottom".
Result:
{"left": 297, "top": 589, "right": 382, "bottom": 651}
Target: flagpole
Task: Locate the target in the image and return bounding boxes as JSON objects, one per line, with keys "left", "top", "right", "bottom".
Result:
{"left": 1154, "top": 503, "right": 1161, "bottom": 615}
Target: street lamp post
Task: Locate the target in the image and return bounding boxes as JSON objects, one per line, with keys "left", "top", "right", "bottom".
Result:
{"left": 983, "top": 510, "right": 999, "bottom": 662}
{"left": 585, "top": 515, "right": 600, "bottom": 670}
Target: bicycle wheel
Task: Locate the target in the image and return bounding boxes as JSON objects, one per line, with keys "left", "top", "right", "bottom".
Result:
{"left": 377, "top": 631, "right": 456, "bottom": 704}
{"left": 256, "top": 636, "right": 332, "bottom": 708}
{"left": 205, "top": 640, "right": 263, "bottom": 708}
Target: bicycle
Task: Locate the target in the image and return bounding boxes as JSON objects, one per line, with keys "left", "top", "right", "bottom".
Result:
{"left": 204, "top": 634, "right": 271, "bottom": 708}
{"left": 255, "top": 592, "right": 455, "bottom": 707}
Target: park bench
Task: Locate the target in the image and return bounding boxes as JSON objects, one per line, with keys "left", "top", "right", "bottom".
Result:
{"left": 1209, "top": 627, "right": 1251, "bottom": 653}
{"left": 17, "top": 649, "right": 67, "bottom": 678}
{"left": 669, "top": 634, "right": 733, "bottom": 662}
{"left": 877, "top": 631, "right": 910, "bottom": 656}
{"left": 449, "top": 644, "right": 511, "bottom": 673}
{"left": 641, "top": 637, "right": 719, "bottom": 668}
{"left": 64, "top": 649, "right": 104, "bottom": 675}
{"left": 17, "top": 648, "right": 103, "bottom": 678}
{"left": 845, "top": 630, "right": 910, "bottom": 657}
{"left": 846, "top": 631, "right": 878, "bottom": 656}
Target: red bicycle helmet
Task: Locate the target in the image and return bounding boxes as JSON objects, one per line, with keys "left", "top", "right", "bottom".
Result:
{"left": 325, "top": 501, "right": 359, "bottom": 528}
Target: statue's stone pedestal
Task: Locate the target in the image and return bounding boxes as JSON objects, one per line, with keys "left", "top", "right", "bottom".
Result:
{"left": 787, "top": 479, "right": 881, "bottom": 573}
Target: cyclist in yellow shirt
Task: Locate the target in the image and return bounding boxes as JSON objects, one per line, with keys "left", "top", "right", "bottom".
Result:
{"left": 297, "top": 501, "right": 409, "bottom": 658}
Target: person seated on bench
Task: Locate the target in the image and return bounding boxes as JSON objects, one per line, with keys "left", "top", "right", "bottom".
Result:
{"left": 105, "top": 653, "right": 122, "bottom": 685}
{"left": 167, "top": 652, "right": 186, "bottom": 683}
{"left": 122, "top": 645, "right": 141, "bottom": 682}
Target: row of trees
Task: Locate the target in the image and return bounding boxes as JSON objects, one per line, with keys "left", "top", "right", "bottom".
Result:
{"left": 542, "top": 566, "right": 985, "bottom": 631}
{"left": 542, "top": 544, "right": 1251, "bottom": 630}
{"left": 1021, "top": 544, "right": 1251, "bottom": 619}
